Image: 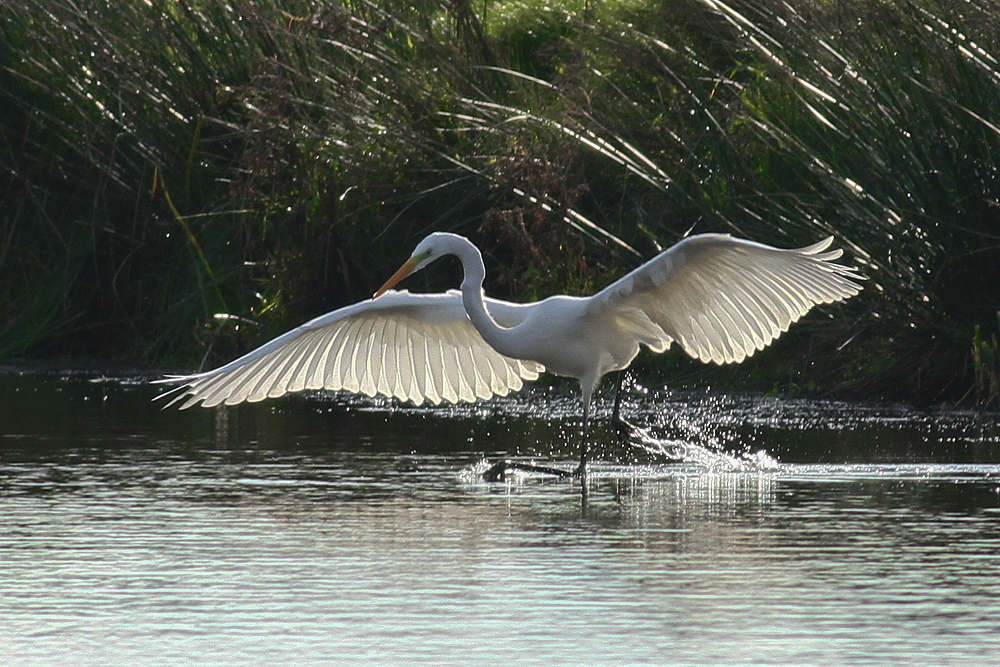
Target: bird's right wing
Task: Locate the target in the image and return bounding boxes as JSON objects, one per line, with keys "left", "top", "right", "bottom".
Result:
{"left": 156, "top": 290, "right": 543, "bottom": 409}
{"left": 590, "top": 234, "right": 864, "bottom": 365}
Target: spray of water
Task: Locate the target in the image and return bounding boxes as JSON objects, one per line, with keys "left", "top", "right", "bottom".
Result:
{"left": 624, "top": 418, "right": 783, "bottom": 473}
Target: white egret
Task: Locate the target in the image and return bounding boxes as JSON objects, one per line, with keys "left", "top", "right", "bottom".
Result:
{"left": 158, "top": 231, "right": 863, "bottom": 479}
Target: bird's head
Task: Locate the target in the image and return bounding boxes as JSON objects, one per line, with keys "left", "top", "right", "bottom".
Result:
{"left": 374, "top": 232, "right": 457, "bottom": 298}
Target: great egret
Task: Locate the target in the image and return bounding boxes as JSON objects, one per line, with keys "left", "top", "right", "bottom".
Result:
{"left": 158, "top": 231, "right": 863, "bottom": 478}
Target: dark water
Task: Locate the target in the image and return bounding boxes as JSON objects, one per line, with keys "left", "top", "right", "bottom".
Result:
{"left": 2, "top": 370, "right": 1000, "bottom": 665}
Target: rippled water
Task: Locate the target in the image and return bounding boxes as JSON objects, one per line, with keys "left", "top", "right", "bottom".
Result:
{"left": 2, "top": 370, "right": 1000, "bottom": 665}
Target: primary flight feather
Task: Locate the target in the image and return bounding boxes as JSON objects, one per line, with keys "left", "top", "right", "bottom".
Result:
{"left": 158, "top": 231, "right": 863, "bottom": 476}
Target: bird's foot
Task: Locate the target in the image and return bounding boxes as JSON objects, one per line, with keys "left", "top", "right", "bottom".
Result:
{"left": 481, "top": 459, "right": 576, "bottom": 482}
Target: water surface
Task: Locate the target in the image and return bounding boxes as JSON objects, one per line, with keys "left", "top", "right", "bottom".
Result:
{"left": 2, "top": 370, "right": 999, "bottom": 665}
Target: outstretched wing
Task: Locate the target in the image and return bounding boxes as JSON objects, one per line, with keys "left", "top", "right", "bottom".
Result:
{"left": 156, "top": 290, "right": 544, "bottom": 409}
{"left": 591, "top": 234, "right": 864, "bottom": 365}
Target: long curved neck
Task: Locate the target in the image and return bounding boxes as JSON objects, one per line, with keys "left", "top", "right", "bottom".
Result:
{"left": 446, "top": 236, "right": 519, "bottom": 357}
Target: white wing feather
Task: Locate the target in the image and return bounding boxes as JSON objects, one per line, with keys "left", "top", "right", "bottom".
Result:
{"left": 591, "top": 234, "right": 863, "bottom": 365}
{"left": 156, "top": 290, "right": 543, "bottom": 409}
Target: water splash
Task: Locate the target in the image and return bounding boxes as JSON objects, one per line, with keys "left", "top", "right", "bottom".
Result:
{"left": 625, "top": 419, "right": 783, "bottom": 473}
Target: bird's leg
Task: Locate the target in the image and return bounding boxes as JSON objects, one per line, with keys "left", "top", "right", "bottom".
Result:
{"left": 482, "top": 398, "right": 590, "bottom": 481}
{"left": 611, "top": 370, "right": 637, "bottom": 441}
{"left": 611, "top": 370, "right": 627, "bottom": 424}
{"left": 483, "top": 386, "right": 594, "bottom": 482}
{"left": 575, "top": 399, "right": 590, "bottom": 478}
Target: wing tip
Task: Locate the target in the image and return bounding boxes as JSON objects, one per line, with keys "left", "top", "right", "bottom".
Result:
{"left": 153, "top": 384, "right": 199, "bottom": 410}
{"left": 799, "top": 236, "right": 835, "bottom": 255}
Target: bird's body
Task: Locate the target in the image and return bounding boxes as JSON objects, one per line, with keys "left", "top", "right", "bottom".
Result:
{"left": 158, "top": 231, "right": 863, "bottom": 477}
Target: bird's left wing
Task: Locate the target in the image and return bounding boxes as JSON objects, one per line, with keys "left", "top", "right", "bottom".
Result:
{"left": 155, "top": 290, "right": 544, "bottom": 409}
{"left": 590, "top": 233, "right": 864, "bottom": 365}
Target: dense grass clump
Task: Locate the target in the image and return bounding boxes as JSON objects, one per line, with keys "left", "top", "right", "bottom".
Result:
{"left": 2, "top": 0, "right": 1000, "bottom": 405}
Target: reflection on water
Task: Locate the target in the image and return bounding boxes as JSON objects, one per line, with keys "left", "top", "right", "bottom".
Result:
{"left": 2, "top": 370, "right": 1000, "bottom": 665}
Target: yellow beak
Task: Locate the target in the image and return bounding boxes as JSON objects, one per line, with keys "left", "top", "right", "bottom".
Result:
{"left": 374, "top": 257, "right": 419, "bottom": 298}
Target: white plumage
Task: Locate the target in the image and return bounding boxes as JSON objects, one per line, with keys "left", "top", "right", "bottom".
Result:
{"left": 158, "top": 231, "right": 863, "bottom": 476}
{"left": 591, "top": 234, "right": 858, "bottom": 366}
{"left": 158, "top": 291, "right": 542, "bottom": 409}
